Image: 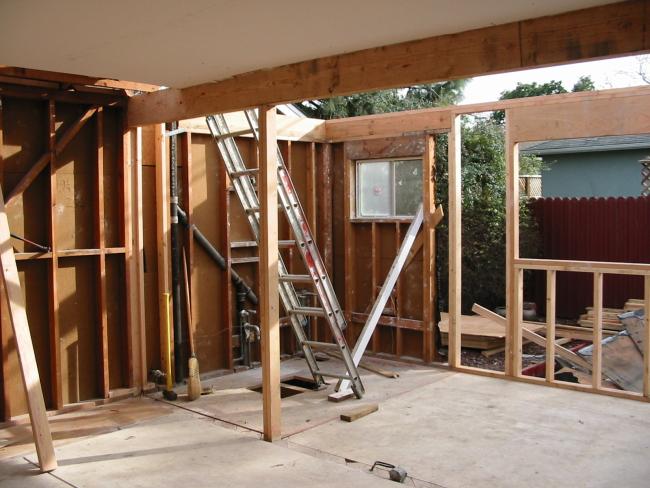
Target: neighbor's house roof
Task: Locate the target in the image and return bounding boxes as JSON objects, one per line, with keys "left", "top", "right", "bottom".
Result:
{"left": 521, "top": 135, "right": 650, "bottom": 156}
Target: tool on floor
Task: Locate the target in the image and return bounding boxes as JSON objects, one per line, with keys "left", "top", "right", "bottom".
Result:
{"left": 206, "top": 109, "right": 364, "bottom": 398}
{"left": 162, "top": 292, "right": 178, "bottom": 401}
{"left": 183, "top": 248, "right": 202, "bottom": 401}
{"left": 10, "top": 233, "right": 51, "bottom": 252}
{"left": 370, "top": 461, "right": 407, "bottom": 483}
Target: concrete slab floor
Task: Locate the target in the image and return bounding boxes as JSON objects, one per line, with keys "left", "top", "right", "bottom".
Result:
{"left": 4, "top": 409, "right": 395, "bottom": 488}
{"left": 288, "top": 372, "right": 650, "bottom": 488}
{"left": 2, "top": 362, "right": 650, "bottom": 487}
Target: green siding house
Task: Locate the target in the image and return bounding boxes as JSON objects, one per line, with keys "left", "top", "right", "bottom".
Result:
{"left": 522, "top": 136, "right": 650, "bottom": 198}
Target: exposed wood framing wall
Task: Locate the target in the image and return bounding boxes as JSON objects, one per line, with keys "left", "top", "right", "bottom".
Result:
{"left": 0, "top": 87, "right": 142, "bottom": 421}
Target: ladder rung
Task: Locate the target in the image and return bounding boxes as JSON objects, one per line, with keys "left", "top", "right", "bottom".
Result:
{"left": 245, "top": 204, "right": 283, "bottom": 214}
{"left": 231, "top": 168, "right": 259, "bottom": 178}
{"left": 314, "top": 371, "right": 355, "bottom": 380}
{"left": 302, "top": 340, "right": 339, "bottom": 349}
{"left": 231, "top": 239, "right": 295, "bottom": 248}
{"left": 216, "top": 128, "right": 255, "bottom": 140}
{"left": 288, "top": 306, "right": 326, "bottom": 317}
{"left": 280, "top": 274, "right": 312, "bottom": 283}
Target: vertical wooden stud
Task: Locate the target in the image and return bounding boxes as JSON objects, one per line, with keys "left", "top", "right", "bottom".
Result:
{"left": 306, "top": 142, "right": 317, "bottom": 340}
{"left": 0, "top": 184, "right": 57, "bottom": 471}
{"left": 545, "top": 270, "right": 556, "bottom": 382}
{"left": 643, "top": 276, "right": 650, "bottom": 398}
{"left": 343, "top": 157, "right": 356, "bottom": 318}
{"left": 95, "top": 107, "right": 109, "bottom": 397}
{"left": 422, "top": 134, "right": 435, "bottom": 363}
{"left": 123, "top": 122, "right": 142, "bottom": 389}
{"left": 155, "top": 125, "right": 172, "bottom": 377}
{"left": 395, "top": 222, "right": 403, "bottom": 358}
{"left": 318, "top": 143, "right": 334, "bottom": 342}
{"left": 0, "top": 95, "right": 5, "bottom": 418}
{"left": 371, "top": 222, "right": 379, "bottom": 352}
{"left": 47, "top": 100, "right": 62, "bottom": 409}
{"left": 259, "top": 105, "right": 281, "bottom": 442}
{"left": 592, "top": 272, "right": 603, "bottom": 390}
{"left": 133, "top": 127, "right": 147, "bottom": 387}
{"left": 505, "top": 111, "right": 522, "bottom": 377}
{"left": 448, "top": 115, "right": 461, "bottom": 368}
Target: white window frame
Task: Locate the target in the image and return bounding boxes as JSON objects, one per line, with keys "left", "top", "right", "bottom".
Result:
{"left": 355, "top": 157, "right": 422, "bottom": 219}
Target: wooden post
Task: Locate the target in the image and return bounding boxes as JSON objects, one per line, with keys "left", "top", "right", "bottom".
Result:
{"left": 422, "top": 134, "right": 435, "bottom": 363}
{"left": 545, "top": 270, "right": 556, "bottom": 382}
{"left": 448, "top": 115, "right": 461, "bottom": 368}
{"left": 155, "top": 125, "right": 172, "bottom": 377}
{"left": 505, "top": 111, "right": 522, "bottom": 377}
{"left": 133, "top": 127, "right": 148, "bottom": 387}
{"left": 95, "top": 107, "right": 109, "bottom": 397}
{"left": 592, "top": 272, "right": 603, "bottom": 389}
{"left": 47, "top": 100, "right": 62, "bottom": 409}
{"left": 259, "top": 105, "right": 281, "bottom": 441}
{"left": 0, "top": 184, "right": 57, "bottom": 471}
{"left": 123, "top": 123, "right": 142, "bottom": 389}
{"left": 643, "top": 276, "right": 650, "bottom": 398}
{"left": 217, "top": 143, "right": 233, "bottom": 368}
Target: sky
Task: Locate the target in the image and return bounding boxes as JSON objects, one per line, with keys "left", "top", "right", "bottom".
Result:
{"left": 460, "top": 54, "right": 650, "bottom": 105}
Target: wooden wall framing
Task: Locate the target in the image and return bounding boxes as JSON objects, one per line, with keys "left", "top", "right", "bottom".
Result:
{"left": 0, "top": 87, "right": 143, "bottom": 421}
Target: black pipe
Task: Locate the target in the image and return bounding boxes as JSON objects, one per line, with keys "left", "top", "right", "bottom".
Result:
{"left": 177, "top": 206, "right": 258, "bottom": 305}
{"left": 235, "top": 283, "right": 248, "bottom": 366}
{"left": 168, "top": 121, "right": 186, "bottom": 381}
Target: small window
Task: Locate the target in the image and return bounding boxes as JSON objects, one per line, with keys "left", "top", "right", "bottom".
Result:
{"left": 356, "top": 159, "right": 422, "bottom": 218}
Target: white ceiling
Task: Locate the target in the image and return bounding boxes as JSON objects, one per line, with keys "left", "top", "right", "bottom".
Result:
{"left": 0, "top": 0, "right": 617, "bottom": 88}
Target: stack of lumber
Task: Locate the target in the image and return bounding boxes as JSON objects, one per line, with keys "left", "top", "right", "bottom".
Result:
{"left": 578, "top": 299, "right": 643, "bottom": 331}
{"left": 438, "top": 312, "right": 544, "bottom": 350}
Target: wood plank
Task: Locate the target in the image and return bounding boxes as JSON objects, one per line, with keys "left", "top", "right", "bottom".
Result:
{"left": 422, "top": 134, "right": 435, "bottom": 363}
{"left": 546, "top": 270, "right": 556, "bottom": 383}
{"left": 514, "top": 258, "right": 650, "bottom": 276}
{"left": 0, "top": 184, "right": 57, "bottom": 471}
{"left": 592, "top": 273, "right": 603, "bottom": 389}
{"left": 505, "top": 112, "right": 522, "bottom": 377}
{"left": 123, "top": 123, "right": 142, "bottom": 389}
{"left": 447, "top": 116, "right": 461, "bottom": 368}
{"left": 340, "top": 403, "right": 379, "bottom": 422}
{"left": 344, "top": 135, "right": 425, "bottom": 160}
{"left": 509, "top": 93, "right": 650, "bottom": 142}
{"left": 643, "top": 276, "right": 650, "bottom": 398}
{"left": 343, "top": 157, "right": 355, "bottom": 314}
{"left": 395, "top": 223, "right": 403, "bottom": 357}
{"left": 133, "top": 127, "right": 147, "bottom": 388}
{"left": 472, "top": 304, "right": 593, "bottom": 373}
{"left": 6, "top": 106, "right": 97, "bottom": 207}
{"left": 47, "top": 101, "right": 62, "bottom": 410}
{"left": 259, "top": 105, "right": 281, "bottom": 442}
{"left": 95, "top": 108, "right": 109, "bottom": 398}
{"left": 154, "top": 124, "right": 172, "bottom": 375}
{"left": 127, "top": 1, "right": 649, "bottom": 126}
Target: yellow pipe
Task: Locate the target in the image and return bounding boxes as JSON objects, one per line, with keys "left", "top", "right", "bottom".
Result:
{"left": 163, "top": 292, "right": 173, "bottom": 391}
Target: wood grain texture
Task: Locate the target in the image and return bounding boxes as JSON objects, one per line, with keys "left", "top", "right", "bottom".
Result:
{"left": 447, "top": 116, "right": 461, "bottom": 368}
{"left": 0, "top": 184, "right": 56, "bottom": 471}
{"left": 259, "top": 106, "right": 281, "bottom": 442}
{"left": 128, "top": 1, "right": 650, "bottom": 126}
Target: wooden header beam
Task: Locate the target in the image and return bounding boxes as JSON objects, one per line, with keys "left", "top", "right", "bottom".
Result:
{"left": 127, "top": 1, "right": 650, "bottom": 127}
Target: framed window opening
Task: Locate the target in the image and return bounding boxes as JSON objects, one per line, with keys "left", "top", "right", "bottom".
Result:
{"left": 355, "top": 157, "right": 423, "bottom": 219}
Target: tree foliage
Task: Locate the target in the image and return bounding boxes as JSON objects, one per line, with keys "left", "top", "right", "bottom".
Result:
{"left": 299, "top": 80, "right": 468, "bottom": 119}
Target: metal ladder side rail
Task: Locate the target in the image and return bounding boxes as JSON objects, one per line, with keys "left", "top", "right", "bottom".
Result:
{"left": 206, "top": 114, "right": 324, "bottom": 385}
{"left": 244, "top": 109, "right": 364, "bottom": 396}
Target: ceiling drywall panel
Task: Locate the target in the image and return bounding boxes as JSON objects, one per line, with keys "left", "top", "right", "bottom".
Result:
{"left": 0, "top": 0, "right": 619, "bottom": 88}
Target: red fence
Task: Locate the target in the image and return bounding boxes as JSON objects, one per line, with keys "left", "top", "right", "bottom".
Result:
{"left": 530, "top": 196, "right": 650, "bottom": 318}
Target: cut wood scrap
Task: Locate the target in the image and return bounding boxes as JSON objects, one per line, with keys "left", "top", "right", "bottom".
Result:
{"left": 340, "top": 403, "right": 379, "bottom": 422}
{"left": 472, "top": 304, "right": 593, "bottom": 373}
{"left": 328, "top": 390, "right": 354, "bottom": 403}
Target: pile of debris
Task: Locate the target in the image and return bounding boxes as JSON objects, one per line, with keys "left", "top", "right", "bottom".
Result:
{"left": 578, "top": 298, "right": 644, "bottom": 331}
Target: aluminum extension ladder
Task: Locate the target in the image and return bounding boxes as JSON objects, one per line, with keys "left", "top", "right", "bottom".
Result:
{"left": 206, "top": 109, "right": 365, "bottom": 398}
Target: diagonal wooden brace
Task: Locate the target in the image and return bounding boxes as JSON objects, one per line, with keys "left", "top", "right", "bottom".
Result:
{"left": 6, "top": 106, "right": 97, "bottom": 207}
